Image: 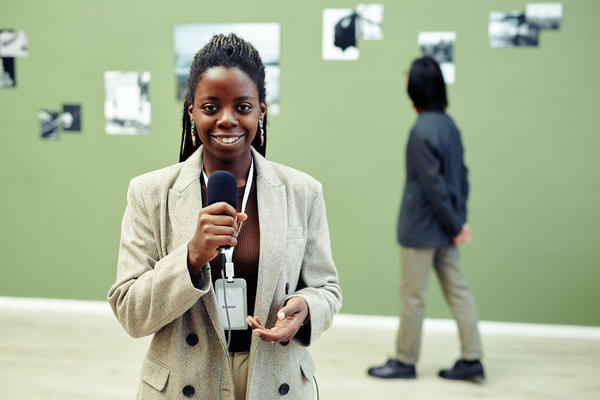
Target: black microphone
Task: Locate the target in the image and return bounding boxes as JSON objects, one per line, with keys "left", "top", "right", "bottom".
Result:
{"left": 206, "top": 170, "right": 238, "bottom": 250}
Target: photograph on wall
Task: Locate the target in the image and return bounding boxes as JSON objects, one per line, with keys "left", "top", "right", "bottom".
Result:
{"left": 0, "top": 57, "right": 15, "bottom": 88}
{"left": 104, "top": 71, "right": 150, "bottom": 134}
{"left": 174, "top": 23, "right": 280, "bottom": 114}
{"left": 0, "top": 30, "right": 28, "bottom": 57}
{"left": 322, "top": 8, "right": 360, "bottom": 61}
{"left": 526, "top": 3, "right": 563, "bottom": 29}
{"left": 39, "top": 110, "right": 60, "bottom": 140}
{"left": 357, "top": 3, "right": 384, "bottom": 40}
{"left": 418, "top": 32, "right": 456, "bottom": 84}
{"left": 489, "top": 11, "right": 539, "bottom": 48}
{"left": 62, "top": 104, "right": 81, "bottom": 132}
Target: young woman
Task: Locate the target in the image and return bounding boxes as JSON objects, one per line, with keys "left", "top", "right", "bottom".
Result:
{"left": 108, "top": 34, "right": 341, "bottom": 399}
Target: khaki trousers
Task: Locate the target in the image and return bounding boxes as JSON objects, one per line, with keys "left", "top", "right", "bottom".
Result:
{"left": 396, "top": 245, "right": 483, "bottom": 364}
{"left": 230, "top": 351, "right": 249, "bottom": 400}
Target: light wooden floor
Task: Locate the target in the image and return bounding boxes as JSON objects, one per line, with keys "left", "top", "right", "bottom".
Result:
{"left": 1, "top": 308, "right": 599, "bottom": 399}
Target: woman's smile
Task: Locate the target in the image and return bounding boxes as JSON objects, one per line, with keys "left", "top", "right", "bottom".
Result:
{"left": 210, "top": 133, "right": 247, "bottom": 147}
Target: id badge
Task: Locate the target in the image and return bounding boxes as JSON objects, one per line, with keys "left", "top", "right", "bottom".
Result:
{"left": 214, "top": 278, "right": 248, "bottom": 330}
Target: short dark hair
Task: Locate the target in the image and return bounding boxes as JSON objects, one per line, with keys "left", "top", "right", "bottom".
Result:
{"left": 179, "top": 33, "right": 267, "bottom": 162}
{"left": 407, "top": 56, "right": 448, "bottom": 111}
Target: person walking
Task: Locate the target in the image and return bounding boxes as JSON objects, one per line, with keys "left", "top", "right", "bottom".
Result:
{"left": 367, "top": 56, "right": 484, "bottom": 382}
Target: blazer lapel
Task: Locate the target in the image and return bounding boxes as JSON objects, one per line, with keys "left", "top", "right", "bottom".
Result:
{"left": 246, "top": 149, "right": 287, "bottom": 390}
{"left": 252, "top": 149, "right": 287, "bottom": 328}
{"left": 166, "top": 147, "right": 226, "bottom": 347}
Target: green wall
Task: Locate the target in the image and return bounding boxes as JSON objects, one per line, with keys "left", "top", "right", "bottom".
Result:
{"left": 1, "top": 0, "right": 598, "bottom": 326}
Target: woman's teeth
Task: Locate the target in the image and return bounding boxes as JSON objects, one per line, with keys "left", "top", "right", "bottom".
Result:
{"left": 216, "top": 136, "right": 240, "bottom": 144}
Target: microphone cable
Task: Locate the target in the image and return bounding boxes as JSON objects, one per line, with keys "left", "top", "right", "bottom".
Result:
{"left": 218, "top": 251, "right": 232, "bottom": 400}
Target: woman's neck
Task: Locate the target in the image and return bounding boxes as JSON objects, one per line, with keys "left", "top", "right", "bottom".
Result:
{"left": 202, "top": 151, "right": 252, "bottom": 187}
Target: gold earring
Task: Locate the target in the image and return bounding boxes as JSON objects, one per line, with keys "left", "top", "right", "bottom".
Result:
{"left": 259, "top": 120, "right": 264, "bottom": 147}
{"left": 191, "top": 120, "right": 197, "bottom": 147}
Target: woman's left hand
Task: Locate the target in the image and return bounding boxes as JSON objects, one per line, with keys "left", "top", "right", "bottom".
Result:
{"left": 246, "top": 296, "right": 309, "bottom": 343}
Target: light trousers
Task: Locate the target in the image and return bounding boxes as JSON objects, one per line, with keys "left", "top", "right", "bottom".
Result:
{"left": 395, "top": 245, "right": 483, "bottom": 364}
{"left": 230, "top": 351, "right": 249, "bottom": 400}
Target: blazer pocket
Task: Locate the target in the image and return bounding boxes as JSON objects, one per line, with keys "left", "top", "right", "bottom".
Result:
{"left": 142, "top": 356, "right": 170, "bottom": 392}
{"left": 299, "top": 352, "right": 315, "bottom": 381}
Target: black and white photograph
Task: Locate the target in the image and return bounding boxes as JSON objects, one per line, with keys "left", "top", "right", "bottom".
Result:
{"left": 322, "top": 8, "right": 360, "bottom": 61}
{"left": 357, "top": 3, "right": 384, "bottom": 40}
{"left": 0, "top": 57, "right": 15, "bottom": 88}
{"left": 418, "top": 31, "right": 456, "bottom": 84}
{"left": 174, "top": 23, "right": 280, "bottom": 114}
{"left": 104, "top": 71, "right": 150, "bottom": 135}
{"left": 489, "top": 11, "right": 540, "bottom": 48}
{"left": 39, "top": 110, "right": 60, "bottom": 140}
{"left": 0, "top": 30, "right": 28, "bottom": 57}
{"left": 526, "top": 3, "right": 563, "bottom": 30}
{"left": 62, "top": 104, "right": 81, "bottom": 132}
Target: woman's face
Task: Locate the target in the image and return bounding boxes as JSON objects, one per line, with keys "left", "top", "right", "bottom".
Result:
{"left": 188, "top": 66, "right": 265, "bottom": 166}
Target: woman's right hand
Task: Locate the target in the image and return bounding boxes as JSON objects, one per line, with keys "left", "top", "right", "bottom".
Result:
{"left": 187, "top": 202, "right": 247, "bottom": 276}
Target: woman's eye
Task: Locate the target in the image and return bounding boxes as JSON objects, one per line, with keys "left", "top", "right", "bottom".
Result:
{"left": 238, "top": 103, "right": 253, "bottom": 112}
{"left": 201, "top": 104, "right": 217, "bottom": 113}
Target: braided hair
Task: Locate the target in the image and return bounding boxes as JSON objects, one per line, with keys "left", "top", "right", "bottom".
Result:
{"left": 179, "top": 33, "right": 268, "bottom": 162}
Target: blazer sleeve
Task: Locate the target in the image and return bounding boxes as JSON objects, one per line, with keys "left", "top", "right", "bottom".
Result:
{"left": 286, "top": 183, "right": 342, "bottom": 346}
{"left": 409, "top": 130, "right": 464, "bottom": 237}
{"left": 107, "top": 179, "right": 210, "bottom": 338}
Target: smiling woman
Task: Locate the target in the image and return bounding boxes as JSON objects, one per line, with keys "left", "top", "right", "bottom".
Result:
{"left": 188, "top": 66, "right": 265, "bottom": 180}
{"left": 107, "top": 33, "right": 341, "bottom": 400}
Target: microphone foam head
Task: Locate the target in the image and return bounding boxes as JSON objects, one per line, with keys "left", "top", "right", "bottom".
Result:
{"left": 206, "top": 170, "right": 238, "bottom": 209}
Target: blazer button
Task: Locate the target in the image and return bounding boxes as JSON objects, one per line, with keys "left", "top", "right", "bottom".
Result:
{"left": 285, "top": 282, "right": 289, "bottom": 294}
{"left": 186, "top": 333, "right": 198, "bottom": 346}
{"left": 278, "top": 383, "right": 290, "bottom": 395}
{"left": 182, "top": 385, "right": 195, "bottom": 397}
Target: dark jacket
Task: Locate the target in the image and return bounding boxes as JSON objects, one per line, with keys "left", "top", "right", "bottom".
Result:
{"left": 397, "top": 111, "right": 469, "bottom": 248}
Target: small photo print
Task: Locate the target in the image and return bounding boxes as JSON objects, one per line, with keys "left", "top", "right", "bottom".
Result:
{"left": 526, "top": 3, "right": 563, "bottom": 29}
{"left": 39, "top": 110, "right": 60, "bottom": 140}
{"left": 322, "top": 8, "right": 359, "bottom": 60}
{"left": 0, "top": 57, "right": 15, "bottom": 88}
{"left": 104, "top": 71, "right": 150, "bottom": 135}
{"left": 489, "top": 11, "right": 539, "bottom": 48}
{"left": 174, "top": 23, "right": 281, "bottom": 113}
{"left": 357, "top": 3, "right": 384, "bottom": 40}
{"left": 0, "top": 30, "right": 28, "bottom": 57}
{"left": 62, "top": 104, "right": 81, "bottom": 131}
{"left": 418, "top": 32, "right": 456, "bottom": 84}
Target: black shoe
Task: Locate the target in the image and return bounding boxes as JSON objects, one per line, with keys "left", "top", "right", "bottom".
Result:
{"left": 438, "top": 359, "right": 485, "bottom": 382}
{"left": 367, "top": 359, "right": 416, "bottom": 379}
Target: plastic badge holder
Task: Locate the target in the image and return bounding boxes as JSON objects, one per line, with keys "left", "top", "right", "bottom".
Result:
{"left": 214, "top": 278, "right": 248, "bottom": 330}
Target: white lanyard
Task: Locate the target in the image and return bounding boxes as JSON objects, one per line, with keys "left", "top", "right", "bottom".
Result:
{"left": 202, "top": 158, "right": 254, "bottom": 281}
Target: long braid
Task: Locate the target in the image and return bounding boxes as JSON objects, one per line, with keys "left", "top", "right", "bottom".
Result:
{"left": 179, "top": 33, "right": 268, "bottom": 162}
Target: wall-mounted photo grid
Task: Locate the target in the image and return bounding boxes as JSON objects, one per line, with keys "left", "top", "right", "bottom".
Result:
{"left": 418, "top": 32, "right": 456, "bottom": 84}
{"left": 104, "top": 71, "right": 150, "bottom": 134}
{"left": 38, "top": 105, "right": 82, "bottom": 140}
{"left": 322, "top": 4, "right": 384, "bottom": 61}
{"left": 0, "top": 30, "right": 27, "bottom": 88}
{"left": 174, "top": 24, "right": 281, "bottom": 115}
{"left": 489, "top": 3, "right": 562, "bottom": 48}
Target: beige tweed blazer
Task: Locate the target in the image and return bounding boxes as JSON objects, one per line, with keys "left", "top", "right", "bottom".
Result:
{"left": 108, "top": 147, "right": 342, "bottom": 399}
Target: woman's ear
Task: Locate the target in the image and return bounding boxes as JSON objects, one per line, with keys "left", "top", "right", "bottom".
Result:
{"left": 187, "top": 101, "right": 194, "bottom": 119}
{"left": 259, "top": 102, "right": 266, "bottom": 120}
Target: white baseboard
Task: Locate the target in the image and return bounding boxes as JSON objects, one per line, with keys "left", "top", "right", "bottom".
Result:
{"left": 1, "top": 296, "right": 598, "bottom": 340}
{"left": 333, "top": 313, "right": 600, "bottom": 339}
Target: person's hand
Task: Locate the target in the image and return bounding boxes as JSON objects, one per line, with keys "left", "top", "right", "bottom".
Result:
{"left": 453, "top": 223, "right": 471, "bottom": 244}
{"left": 187, "top": 202, "right": 247, "bottom": 275}
{"left": 246, "top": 297, "right": 309, "bottom": 343}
